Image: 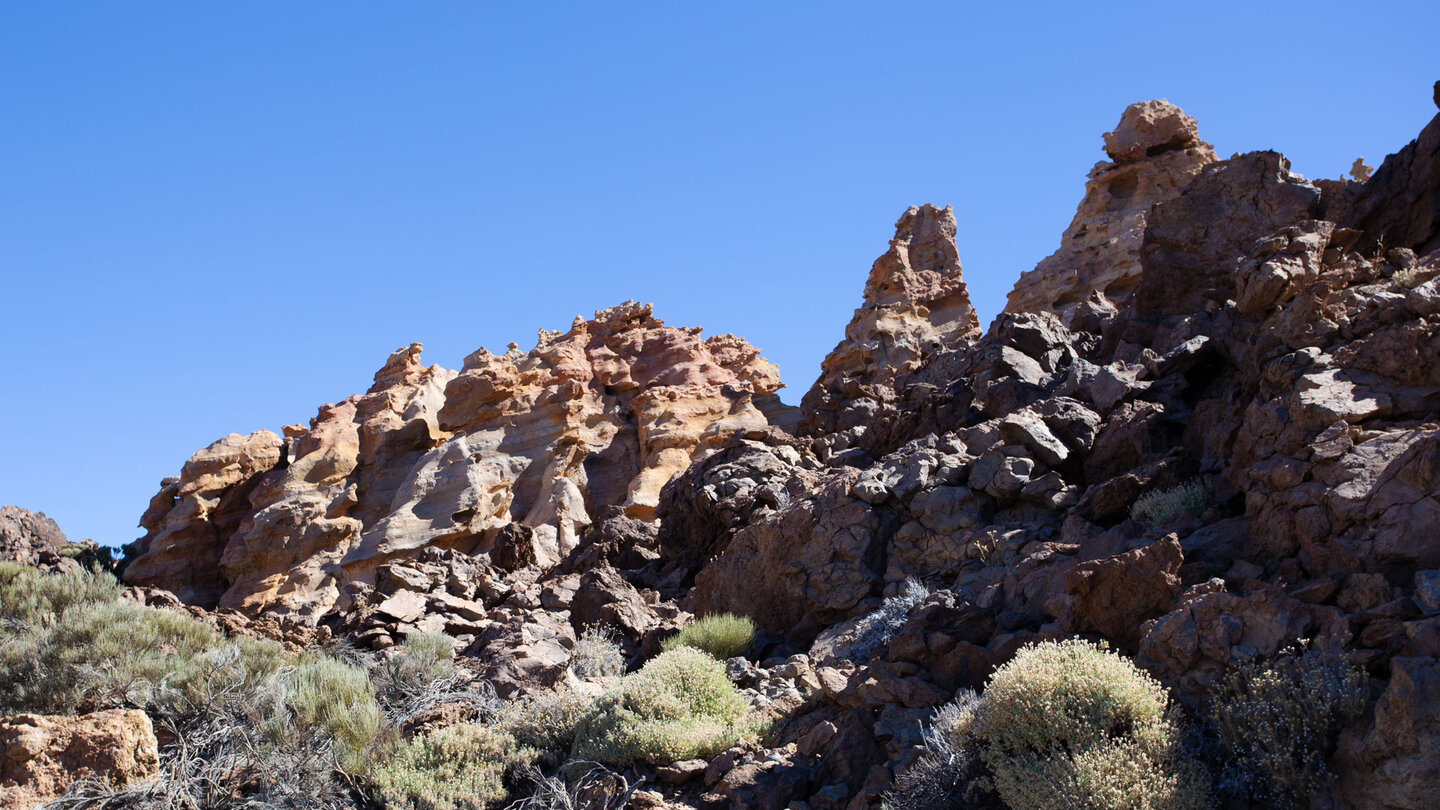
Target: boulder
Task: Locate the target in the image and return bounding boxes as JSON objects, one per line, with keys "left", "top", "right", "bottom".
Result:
{"left": 1137, "top": 582, "right": 1349, "bottom": 700}
{"left": 1063, "top": 535, "right": 1183, "bottom": 648}
{"left": 1337, "top": 656, "right": 1440, "bottom": 810}
{"left": 1134, "top": 150, "right": 1321, "bottom": 319}
{"left": 0, "top": 710, "right": 158, "bottom": 810}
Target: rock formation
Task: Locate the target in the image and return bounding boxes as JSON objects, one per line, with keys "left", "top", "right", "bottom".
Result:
{"left": 0, "top": 507, "right": 69, "bottom": 570}
{"left": 1005, "top": 100, "right": 1216, "bottom": 329}
{"left": 89, "top": 87, "right": 1440, "bottom": 809}
{"left": 1327, "top": 97, "right": 1440, "bottom": 257}
{"left": 801, "top": 204, "right": 980, "bottom": 450}
{"left": 122, "top": 303, "right": 792, "bottom": 623}
{"left": 0, "top": 506, "right": 113, "bottom": 575}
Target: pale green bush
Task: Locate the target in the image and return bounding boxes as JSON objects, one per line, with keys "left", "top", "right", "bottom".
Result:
{"left": 284, "top": 655, "right": 383, "bottom": 773}
{"left": 1209, "top": 643, "right": 1367, "bottom": 807}
{"left": 570, "top": 625, "right": 626, "bottom": 678}
{"left": 1, "top": 596, "right": 221, "bottom": 714}
{"left": 369, "top": 724, "right": 538, "bottom": 810}
{"left": 976, "top": 639, "right": 1213, "bottom": 810}
{"left": 660, "top": 613, "right": 756, "bottom": 661}
{"left": 0, "top": 561, "right": 122, "bottom": 626}
{"left": 372, "top": 631, "right": 499, "bottom": 727}
{"left": 498, "top": 689, "right": 595, "bottom": 755}
{"left": 0, "top": 563, "right": 383, "bottom": 808}
{"left": 571, "top": 647, "right": 753, "bottom": 766}
{"left": 1131, "top": 479, "right": 1209, "bottom": 524}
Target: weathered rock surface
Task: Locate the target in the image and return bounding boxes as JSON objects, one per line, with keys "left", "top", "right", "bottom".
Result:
{"left": 1133, "top": 150, "right": 1321, "bottom": 319}
{"left": 0, "top": 506, "right": 68, "bottom": 568}
{"left": 85, "top": 87, "right": 1440, "bottom": 809}
{"left": 124, "top": 303, "right": 793, "bottom": 622}
{"left": 1062, "top": 534, "right": 1183, "bottom": 647}
{"left": 1329, "top": 107, "right": 1440, "bottom": 257}
{"left": 0, "top": 710, "right": 158, "bottom": 810}
{"left": 1336, "top": 654, "right": 1440, "bottom": 810}
{"left": 1005, "top": 100, "right": 1216, "bottom": 329}
{"left": 802, "top": 204, "right": 979, "bottom": 448}
{"left": 123, "top": 430, "right": 284, "bottom": 606}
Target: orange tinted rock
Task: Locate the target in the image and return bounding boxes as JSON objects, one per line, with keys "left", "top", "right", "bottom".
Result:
{"left": 0, "top": 710, "right": 158, "bottom": 810}
{"left": 1005, "top": 100, "right": 1216, "bottom": 329}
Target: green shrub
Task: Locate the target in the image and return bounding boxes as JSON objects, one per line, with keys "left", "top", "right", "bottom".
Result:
{"left": 283, "top": 655, "right": 383, "bottom": 773}
{"left": 0, "top": 564, "right": 388, "bottom": 808}
{"left": 661, "top": 613, "right": 756, "bottom": 661}
{"left": 1209, "top": 643, "right": 1367, "bottom": 807}
{"left": 570, "top": 625, "right": 626, "bottom": 679}
{"left": 1131, "top": 479, "right": 1209, "bottom": 524}
{"left": 0, "top": 561, "right": 122, "bottom": 626}
{"left": 369, "top": 724, "right": 538, "bottom": 810}
{"left": 1, "top": 596, "right": 221, "bottom": 714}
{"left": 976, "top": 639, "right": 1212, "bottom": 810}
{"left": 571, "top": 646, "right": 753, "bottom": 766}
{"left": 497, "top": 688, "right": 595, "bottom": 755}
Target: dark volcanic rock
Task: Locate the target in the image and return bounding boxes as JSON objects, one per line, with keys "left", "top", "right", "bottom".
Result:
{"left": 1134, "top": 150, "right": 1322, "bottom": 319}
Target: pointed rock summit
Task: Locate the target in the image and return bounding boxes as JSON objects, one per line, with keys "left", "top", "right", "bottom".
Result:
{"left": 802, "top": 203, "right": 979, "bottom": 435}
{"left": 1004, "top": 100, "right": 1217, "bottom": 329}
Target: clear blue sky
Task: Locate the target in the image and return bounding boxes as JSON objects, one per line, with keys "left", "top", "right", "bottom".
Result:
{"left": 3, "top": 2, "right": 1437, "bottom": 547}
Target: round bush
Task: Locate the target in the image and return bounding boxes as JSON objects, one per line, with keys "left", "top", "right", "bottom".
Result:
{"left": 976, "top": 639, "right": 1211, "bottom": 810}
{"left": 570, "top": 646, "right": 751, "bottom": 766}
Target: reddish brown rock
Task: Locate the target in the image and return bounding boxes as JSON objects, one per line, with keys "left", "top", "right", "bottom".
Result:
{"left": 1137, "top": 582, "right": 1349, "bottom": 698}
{"left": 0, "top": 506, "right": 68, "bottom": 569}
{"left": 1063, "top": 535, "right": 1183, "bottom": 648}
{"left": 1134, "top": 150, "right": 1321, "bottom": 319}
{"left": 1330, "top": 105, "right": 1440, "bottom": 257}
{"left": 1337, "top": 656, "right": 1440, "bottom": 810}
{"left": 803, "top": 204, "right": 979, "bottom": 437}
{"left": 1005, "top": 100, "right": 1216, "bottom": 329}
{"left": 0, "top": 710, "right": 158, "bottom": 810}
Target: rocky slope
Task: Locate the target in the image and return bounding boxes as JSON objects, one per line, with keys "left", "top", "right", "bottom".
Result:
{"left": 8, "top": 86, "right": 1439, "bottom": 810}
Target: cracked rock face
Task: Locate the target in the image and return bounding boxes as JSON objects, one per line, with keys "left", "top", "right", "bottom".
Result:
{"left": 123, "top": 302, "right": 793, "bottom": 622}
{"left": 1005, "top": 99, "right": 1217, "bottom": 330}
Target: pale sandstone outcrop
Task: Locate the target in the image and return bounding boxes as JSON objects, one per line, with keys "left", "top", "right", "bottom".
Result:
{"left": 124, "top": 304, "right": 790, "bottom": 622}
{"left": 1004, "top": 100, "right": 1216, "bottom": 329}
{"left": 122, "top": 431, "right": 284, "bottom": 606}
{"left": 0, "top": 710, "right": 158, "bottom": 810}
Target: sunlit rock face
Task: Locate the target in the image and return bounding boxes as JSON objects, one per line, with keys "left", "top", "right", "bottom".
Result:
{"left": 1004, "top": 99, "right": 1217, "bottom": 330}
{"left": 801, "top": 203, "right": 980, "bottom": 446}
{"left": 122, "top": 302, "right": 792, "bottom": 621}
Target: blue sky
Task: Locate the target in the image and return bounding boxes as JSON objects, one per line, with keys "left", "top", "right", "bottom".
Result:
{"left": 3, "top": 2, "right": 1437, "bottom": 547}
